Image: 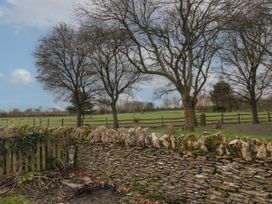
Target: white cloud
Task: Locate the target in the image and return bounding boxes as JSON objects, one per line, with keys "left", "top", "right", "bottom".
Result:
{"left": 0, "top": 0, "right": 89, "bottom": 29}
{"left": 138, "top": 75, "right": 170, "bottom": 89}
{"left": 10, "top": 69, "right": 34, "bottom": 85}
{"left": 202, "top": 72, "right": 222, "bottom": 93}
{"left": 119, "top": 94, "right": 144, "bottom": 103}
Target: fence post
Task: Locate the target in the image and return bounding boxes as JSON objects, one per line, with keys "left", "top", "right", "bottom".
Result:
{"left": 33, "top": 118, "right": 35, "bottom": 127}
{"left": 133, "top": 117, "right": 139, "bottom": 127}
{"left": 161, "top": 116, "right": 164, "bottom": 127}
{"left": 268, "top": 112, "right": 271, "bottom": 122}
{"left": 18, "top": 151, "right": 23, "bottom": 175}
{"left": 36, "top": 142, "right": 41, "bottom": 172}
{"left": 12, "top": 152, "right": 17, "bottom": 175}
{"left": 5, "top": 141, "right": 11, "bottom": 177}
{"left": 41, "top": 142, "right": 46, "bottom": 170}
{"left": 39, "top": 118, "right": 42, "bottom": 126}
{"left": 47, "top": 118, "right": 50, "bottom": 127}
{"left": 195, "top": 115, "right": 199, "bottom": 127}
{"left": 24, "top": 155, "right": 29, "bottom": 173}
{"left": 0, "top": 154, "right": 3, "bottom": 178}
{"left": 200, "top": 113, "right": 206, "bottom": 126}
{"left": 61, "top": 118, "right": 64, "bottom": 127}
{"left": 105, "top": 118, "right": 108, "bottom": 128}
{"left": 221, "top": 113, "right": 224, "bottom": 124}
{"left": 238, "top": 113, "right": 241, "bottom": 124}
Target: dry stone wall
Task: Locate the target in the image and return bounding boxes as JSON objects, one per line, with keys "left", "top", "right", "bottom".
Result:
{"left": 1, "top": 126, "right": 272, "bottom": 203}
{"left": 76, "top": 126, "right": 272, "bottom": 161}
{"left": 77, "top": 127, "right": 272, "bottom": 203}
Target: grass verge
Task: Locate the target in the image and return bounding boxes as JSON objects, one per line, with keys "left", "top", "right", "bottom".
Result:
{"left": 0, "top": 195, "right": 33, "bottom": 204}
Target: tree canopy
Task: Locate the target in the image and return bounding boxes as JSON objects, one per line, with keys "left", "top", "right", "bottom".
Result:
{"left": 210, "top": 80, "right": 235, "bottom": 112}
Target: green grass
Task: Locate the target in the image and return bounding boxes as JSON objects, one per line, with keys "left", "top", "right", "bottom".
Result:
{"left": 0, "top": 195, "right": 33, "bottom": 204}
{"left": 152, "top": 127, "right": 272, "bottom": 141}
{"left": 0, "top": 110, "right": 271, "bottom": 127}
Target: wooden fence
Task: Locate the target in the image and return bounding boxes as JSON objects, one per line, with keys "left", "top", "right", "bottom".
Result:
{"left": 0, "top": 134, "right": 69, "bottom": 179}
{"left": 0, "top": 112, "right": 271, "bottom": 128}
{"left": 201, "top": 112, "right": 271, "bottom": 126}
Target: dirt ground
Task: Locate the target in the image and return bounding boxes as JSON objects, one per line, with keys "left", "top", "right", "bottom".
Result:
{"left": 0, "top": 173, "right": 125, "bottom": 204}
{"left": 68, "top": 189, "right": 123, "bottom": 204}
{"left": 20, "top": 176, "right": 126, "bottom": 204}
{"left": 224, "top": 122, "right": 272, "bottom": 137}
{"left": 0, "top": 172, "right": 163, "bottom": 204}
{"left": 24, "top": 187, "right": 124, "bottom": 204}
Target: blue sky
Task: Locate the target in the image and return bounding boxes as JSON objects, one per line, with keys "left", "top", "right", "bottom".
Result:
{"left": 0, "top": 0, "right": 161, "bottom": 111}
{"left": 0, "top": 24, "right": 54, "bottom": 110}
{"left": 0, "top": 0, "right": 218, "bottom": 111}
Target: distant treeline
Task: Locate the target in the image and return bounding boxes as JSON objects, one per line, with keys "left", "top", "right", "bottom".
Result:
{"left": 1, "top": 95, "right": 271, "bottom": 118}
{"left": 0, "top": 108, "right": 69, "bottom": 118}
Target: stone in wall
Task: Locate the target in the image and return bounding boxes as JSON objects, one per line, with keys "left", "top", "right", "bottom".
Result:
{"left": 257, "top": 144, "right": 267, "bottom": 159}
{"left": 241, "top": 141, "right": 252, "bottom": 161}
{"left": 77, "top": 143, "right": 272, "bottom": 203}
{"left": 267, "top": 142, "right": 272, "bottom": 158}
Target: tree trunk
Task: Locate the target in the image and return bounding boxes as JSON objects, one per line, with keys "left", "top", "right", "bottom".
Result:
{"left": 76, "top": 106, "right": 82, "bottom": 127}
{"left": 250, "top": 99, "right": 259, "bottom": 124}
{"left": 111, "top": 102, "right": 119, "bottom": 129}
{"left": 183, "top": 97, "right": 197, "bottom": 131}
{"left": 76, "top": 112, "right": 82, "bottom": 127}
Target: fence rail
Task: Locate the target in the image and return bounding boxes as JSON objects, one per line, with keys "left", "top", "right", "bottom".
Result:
{"left": 0, "top": 112, "right": 271, "bottom": 128}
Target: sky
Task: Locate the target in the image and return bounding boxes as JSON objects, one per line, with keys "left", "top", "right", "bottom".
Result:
{"left": 0, "top": 0, "right": 160, "bottom": 111}
{"left": 0, "top": 0, "right": 218, "bottom": 111}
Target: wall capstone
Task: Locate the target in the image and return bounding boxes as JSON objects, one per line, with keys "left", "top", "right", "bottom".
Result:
{"left": 74, "top": 126, "right": 272, "bottom": 161}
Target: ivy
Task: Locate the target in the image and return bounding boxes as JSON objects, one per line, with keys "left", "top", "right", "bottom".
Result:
{"left": 0, "top": 131, "right": 54, "bottom": 156}
{"left": 0, "top": 140, "right": 7, "bottom": 155}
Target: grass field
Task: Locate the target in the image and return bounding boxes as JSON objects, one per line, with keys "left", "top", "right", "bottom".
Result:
{"left": 0, "top": 110, "right": 271, "bottom": 140}
{"left": 0, "top": 110, "right": 271, "bottom": 128}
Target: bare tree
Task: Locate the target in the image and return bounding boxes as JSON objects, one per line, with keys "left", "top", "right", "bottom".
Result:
{"left": 80, "top": 0, "right": 233, "bottom": 130}
{"left": 81, "top": 25, "right": 142, "bottom": 128}
{"left": 34, "top": 23, "right": 97, "bottom": 127}
{"left": 220, "top": 1, "right": 272, "bottom": 123}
